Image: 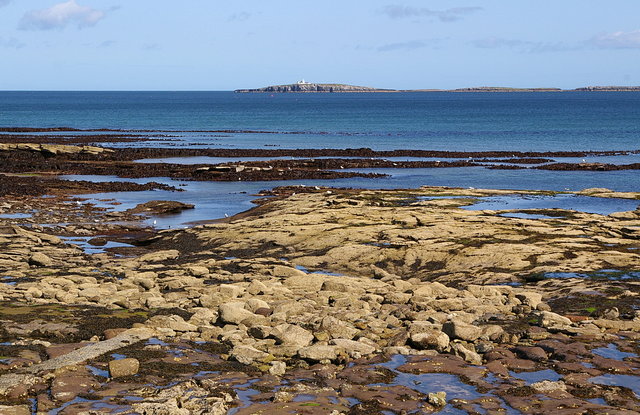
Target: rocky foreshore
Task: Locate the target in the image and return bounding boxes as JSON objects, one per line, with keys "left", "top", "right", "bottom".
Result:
{"left": 0, "top": 183, "right": 640, "bottom": 413}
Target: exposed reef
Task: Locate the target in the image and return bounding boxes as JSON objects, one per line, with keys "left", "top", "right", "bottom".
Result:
{"left": 1, "top": 185, "right": 640, "bottom": 413}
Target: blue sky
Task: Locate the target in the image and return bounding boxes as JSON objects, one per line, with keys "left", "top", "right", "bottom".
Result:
{"left": 1, "top": 0, "right": 639, "bottom": 90}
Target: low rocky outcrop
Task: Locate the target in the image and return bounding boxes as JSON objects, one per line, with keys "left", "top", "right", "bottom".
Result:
{"left": 236, "top": 83, "right": 395, "bottom": 93}
{"left": 128, "top": 200, "right": 195, "bottom": 215}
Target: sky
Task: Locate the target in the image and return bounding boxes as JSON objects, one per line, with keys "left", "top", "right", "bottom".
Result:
{"left": 0, "top": 0, "right": 639, "bottom": 90}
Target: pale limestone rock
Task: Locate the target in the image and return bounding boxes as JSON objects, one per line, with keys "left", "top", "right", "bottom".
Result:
{"left": 330, "top": 339, "right": 376, "bottom": 357}
{"left": 219, "top": 302, "right": 255, "bottom": 325}
{"left": 0, "top": 406, "right": 30, "bottom": 415}
{"left": 531, "top": 380, "right": 567, "bottom": 393}
{"left": 451, "top": 342, "right": 482, "bottom": 365}
{"left": 427, "top": 392, "right": 447, "bottom": 407}
{"left": 271, "top": 324, "right": 314, "bottom": 347}
{"left": 231, "top": 345, "right": 270, "bottom": 365}
{"left": 442, "top": 320, "right": 482, "bottom": 342}
{"left": 516, "top": 292, "right": 543, "bottom": 309}
{"left": 410, "top": 330, "right": 450, "bottom": 352}
{"left": 187, "top": 266, "right": 209, "bottom": 277}
{"left": 28, "top": 252, "right": 53, "bottom": 267}
{"left": 109, "top": 358, "right": 140, "bottom": 378}
{"left": 269, "top": 361, "right": 287, "bottom": 376}
{"left": 298, "top": 344, "right": 339, "bottom": 362}
{"left": 138, "top": 250, "right": 180, "bottom": 263}
{"left": 536, "top": 311, "right": 572, "bottom": 328}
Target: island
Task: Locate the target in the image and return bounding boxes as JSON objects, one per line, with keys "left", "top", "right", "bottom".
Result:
{"left": 575, "top": 86, "right": 640, "bottom": 92}
{"left": 235, "top": 81, "right": 640, "bottom": 93}
{"left": 235, "top": 80, "right": 394, "bottom": 93}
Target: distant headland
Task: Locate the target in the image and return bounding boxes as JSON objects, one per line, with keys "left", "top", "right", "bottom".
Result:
{"left": 235, "top": 80, "right": 640, "bottom": 93}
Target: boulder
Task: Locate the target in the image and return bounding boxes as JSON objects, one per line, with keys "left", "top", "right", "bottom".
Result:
{"left": 516, "top": 292, "right": 543, "bottom": 309}
{"left": 320, "top": 316, "right": 358, "bottom": 340}
{"left": 269, "top": 361, "right": 287, "bottom": 376}
{"left": 231, "top": 345, "right": 270, "bottom": 365}
{"left": 410, "top": 330, "right": 450, "bottom": 352}
{"left": 28, "top": 253, "right": 53, "bottom": 267}
{"left": 109, "top": 358, "right": 140, "bottom": 378}
{"left": 513, "top": 346, "right": 547, "bottom": 362}
{"left": 187, "top": 266, "right": 209, "bottom": 277}
{"left": 218, "top": 302, "right": 255, "bottom": 325}
{"left": 451, "top": 343, "right": 482, "bottom": 365}
{"left": 298, "top": 345, "right": 339, "bottom": 362}
{"left": 271, "top": 324, "right": 314, "bottom": 348}
{"left": 535, "top": 311, "right": 572, "bottom": 328}
{"left": 427, "top": 392, "right": 447, "bottom": 407}
{"left": 330, "top": 339, "right": 376, "bottom": 357}
{"left": 442, "top": 320, "right": 482, "bottom": 342}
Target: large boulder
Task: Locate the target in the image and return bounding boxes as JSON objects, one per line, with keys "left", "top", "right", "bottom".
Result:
{"left": 535, "top": 311, "right": 572, "bottom": 328}
{"left": 410, "top": 330, "right": 450, "bottom": 352}
{"left": 109, "top": 358, "right": 140, "bottom": 378}
{"left": 330, "top": 339, "right": 376, "bottom": 358}
{"left": 231, "top": 345, "right": 270, "bottom": 365}
{"left": 442, "top": 320, "right": 482, "bottom": 342}
{"left": 28, "top": 253, "right": 53, "bottom": 267}
{"left": 271, "top": 324, "right": 314, "bottom": 347}
{"left": 218, "top": 302, "right": 256, "bottom": 325}
{"left": 298, "top": 345, "right": 339, "bottom": 362}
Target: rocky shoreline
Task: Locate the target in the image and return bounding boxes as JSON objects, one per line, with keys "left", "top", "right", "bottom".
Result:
{"left": 0, "top": 166, "right": 639, "bottom": 413}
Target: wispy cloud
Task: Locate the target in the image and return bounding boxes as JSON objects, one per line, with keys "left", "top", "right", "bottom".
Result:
{"left": 19, "top": 0, "right": 110, "bottom": 31}
{"left": 98, "top": 40, "right": 117, "bottom": 48}
{"left": 473, "top": 37, "right": 579, "bottom": 53}
{"left": 588, "top": 30, "right": 640, "bottom": 49}
{"left": 0, "top": 37, "right": 25, "bottom": 49}
{"left": 376, "top": 39, "right": 447, "bottom": 52}
{"left": 381, "top": 5, "right": 482, "bottom": 22}
{"left": 143, "top": 43, "right": 161, "bottom": 51}
{"left": 378, "top": 40, "right": 427, "bottom": 52}
{"left": 0, "top": 0, "right": 11, "bottom": 8}
{"left": 229, "top": 12, "right": 251, "bottom": 22}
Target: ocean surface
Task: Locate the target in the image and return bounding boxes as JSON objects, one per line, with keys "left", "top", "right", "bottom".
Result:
{"left": 2, "top": 91, "right": 640, "bottom": 226}
{"left": 2, "top": 91, "right": 640, "bottom": 151}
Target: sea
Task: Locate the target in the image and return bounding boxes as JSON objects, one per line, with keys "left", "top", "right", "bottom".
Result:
{"left": 1, "top": 91, "right": 639, "bottom": 227}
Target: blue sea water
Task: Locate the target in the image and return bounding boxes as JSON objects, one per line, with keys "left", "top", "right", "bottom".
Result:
{"left": 2, "top": 91, "right": 640, "bottom": 151}
{"left": 2, "top": 91, "right": 640, "bottom": 225}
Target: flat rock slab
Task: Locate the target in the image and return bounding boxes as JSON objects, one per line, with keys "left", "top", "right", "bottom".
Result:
{"left": 0, "top": 328, "right": 153, "bottom": 395}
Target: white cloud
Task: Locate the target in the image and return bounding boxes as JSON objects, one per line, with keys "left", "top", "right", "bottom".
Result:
{"left": 381, "top": 5, "right": 482, "bottom": 22}
{"left": 589, "top": 30, "right": 640, "bottom": 49}
{"left": 19, "top": 0, "right": 108, "bottom": 31}
{"left": 378, "top": 40, "right": 427, "bottom": 52}
{"left": 0, "top": 37, "right": 25, "bottom": 49}
{"left": 229, "top": 12, "right": 251, "bottom": 22}
{"left": 473, "top": 37, "right": 579, "bottom": 53}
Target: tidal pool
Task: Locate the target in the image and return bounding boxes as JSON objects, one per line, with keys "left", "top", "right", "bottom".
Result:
{"left": 590, "top": 374, "right": 640, "bottom": 397}
{"left": 592, "top": 344, "right": 638, "bottom": 361}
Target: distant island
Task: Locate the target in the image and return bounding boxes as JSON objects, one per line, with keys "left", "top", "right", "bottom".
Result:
{"left": 235, "top": 80, "right": 640, "bottom": 93}
{"left": 235, "top": 80, "right": 393, "bottom": 93}
{"left": 574, "top": 86, "right": 640, "bottom": 92}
